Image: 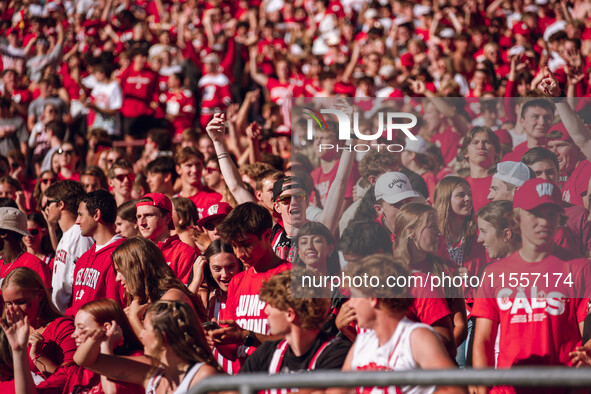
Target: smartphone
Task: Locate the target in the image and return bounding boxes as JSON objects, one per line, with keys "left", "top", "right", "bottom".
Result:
{"left": 202, "top": 321, "right": 221, "bottom": 331}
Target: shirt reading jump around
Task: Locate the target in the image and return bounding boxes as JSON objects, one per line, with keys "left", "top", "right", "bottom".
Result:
{"left": 350, "top": 317, "right": 436, "bottom": 394}
{"left": 472, "top": 250, "right": 591, "bottom": 368}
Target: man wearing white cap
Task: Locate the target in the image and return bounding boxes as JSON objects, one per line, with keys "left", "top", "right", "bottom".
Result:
{"left": 374, "top": 172, "right": 421, "bottom": 236}
{"left": 0, "top": 207, "right": 52, "bottom": 288}
{"left": 487, "top": 161, "right": 535, "bottom": 202}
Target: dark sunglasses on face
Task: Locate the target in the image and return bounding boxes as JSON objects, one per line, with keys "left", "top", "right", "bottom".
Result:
{"left": 27, "top": 228, "right": 43, "bottom": 236}
{"left": 276, "top": 192, "right": 307, "bottom": 206}
{"left": 41, "top": 178, "right": 56, "bottom": 185}
{"left": 203, "top": 220, "right": 222, "bottom": 231}
{"left": 204, "top": 167, "right": 220, "bottom": 174}
{"left": 114, "top": 173, "right": 136, "bottom": 182}
{"left": 58, "top": 147, "right": 74, "bottom": 155}
{"left": 43, "top": 199, "right": 60, "bottom": 210}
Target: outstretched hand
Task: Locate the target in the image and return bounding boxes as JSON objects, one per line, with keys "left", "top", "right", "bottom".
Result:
{"left": 0, "top": 305, "right": 31, "bottom": 352}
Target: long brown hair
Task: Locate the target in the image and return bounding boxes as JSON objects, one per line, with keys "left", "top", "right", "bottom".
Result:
{"left": 392, "top": 203, "right": 461, "bottom": 298}
{"left": 433, "top": 176, "right": 477, "bottom": 247}
{"left": 147, "top": 300, "right": 222, "bottom": 372}
{"left": 79, "top": 299, "right": 142, "bottom": 356}
{"left": 1, "top": 267, "right": 62, "bottom": 327}
{"left": 112, "top": 237, "right": 208, "bottom": 321}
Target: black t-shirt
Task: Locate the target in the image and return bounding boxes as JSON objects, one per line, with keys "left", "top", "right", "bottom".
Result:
{"left": 271, "top": 222, "right": 297, "bottom": 262}
{"left": 239, "top": 332, "right": 351, "bottom": 374}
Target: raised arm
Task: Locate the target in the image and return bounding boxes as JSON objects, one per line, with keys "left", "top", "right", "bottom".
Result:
{"left": 0, "top": 306, "right": 38, "bottom": 394}
{"left": 206, "top": 113, "right": 256, "bottom": 204}
{"left": 73, "top": 327, "right": 154, "bottom": 388}
{"left": 539, "top": 67, "right": 591, "bottom": 161}
{"left": 249, "top": 46, "right": 269, "bottom": 87}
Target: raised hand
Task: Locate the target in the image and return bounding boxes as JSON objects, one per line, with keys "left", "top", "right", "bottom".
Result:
{"left": 538, "top": 67, "right": 561, "bottom": 97}
{"left": 205, "top": 113, "right": 226, "bottom": 143}
{"left": 0, "top": 305, "right": 30, "bottom": 352}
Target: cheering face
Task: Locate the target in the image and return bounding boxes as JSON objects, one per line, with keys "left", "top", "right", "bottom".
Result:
{"left": 209, "top": 252, "right": 241, "bottom": 292}
{"left": 72, "top": 310, "right": 101, "bottom": 347}
{"left": 547, "top": 139, "right": 580, "bottom": 175}
{"left": 274, "top": 188, "right": 308, "bottom": 229}
{"left": 177, "top": 157, "right": 203, "bottom": 187}
{"left": 297, "top": 234, "right": 333, "bottom": 273}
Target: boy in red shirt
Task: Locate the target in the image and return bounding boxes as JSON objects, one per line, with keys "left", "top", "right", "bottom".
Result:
{"left": 472, "top": 178, "right": 590, "bottom": 393}
{"left": 209, "top": 202, "right": 290, "bottom": 368}
{"left": 135, "top": 193, "right": 198, "bottom": 284}
{"left": 174, "top": 146, "right": 222, "bottom": 216}
{"left": 68, "top": 190, "right": 126, "bottom": 316}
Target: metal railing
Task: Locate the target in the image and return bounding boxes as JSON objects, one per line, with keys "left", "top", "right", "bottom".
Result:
{"left": 189, "top": 368, "right": 591, "bottom": 394}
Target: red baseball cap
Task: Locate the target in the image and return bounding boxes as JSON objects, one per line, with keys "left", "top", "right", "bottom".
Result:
{"left": 196, "top": 202, "right": 233, "bottom": 227}
{"left": 513, "top": 178, "right": 564, "bottom": 211}
{"left": 136, "top": 193, "right": 172, "bottom": 213}
{"left": 547, "top": 122, "right": 573, "bottom": 143}
{"left": 399, "top": 53, "right": 414, "bottom": 68}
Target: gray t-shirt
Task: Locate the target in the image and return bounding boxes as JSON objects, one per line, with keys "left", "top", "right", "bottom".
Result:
{"left": 28, "top": 96, "right": 68, "bottom": 122}
{"left": 0, "top": 116, "right": 28, "bottom": 156}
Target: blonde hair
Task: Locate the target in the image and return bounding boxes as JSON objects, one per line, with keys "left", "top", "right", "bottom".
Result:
{"left": 147, "top": 300, "right": 222, "bottom": 372}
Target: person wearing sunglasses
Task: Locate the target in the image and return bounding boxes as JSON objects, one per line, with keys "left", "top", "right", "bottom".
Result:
{"left": 42, "top": 180, "right": 94, "bottom": 313}
{"left": 56, "top": 142, "right": 80, "bottom": 182}
{"left": 33, "top": 170, "right": 57, "bottom": 211}
{"left": 24, "top": 212, "right": 55, "bottom": 270}
{"left": 108, "top": 158, "right": 135, "bottom": 207}
{"left": 0, "top": 207, "right": 52, "bottom": 289}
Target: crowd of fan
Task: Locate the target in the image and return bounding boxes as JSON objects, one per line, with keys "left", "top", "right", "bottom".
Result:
{"left": 0, "top": 0, "right": 591, "bottom": 393}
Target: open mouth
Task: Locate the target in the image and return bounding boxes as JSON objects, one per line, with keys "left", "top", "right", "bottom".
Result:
{"left": 290, "top": 208, "right": 301, "bottom": 215}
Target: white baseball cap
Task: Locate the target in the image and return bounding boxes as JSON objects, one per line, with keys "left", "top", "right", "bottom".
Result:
{"left": 375, "top": 172, "right": 421, "bottom": 205}
{"left": 493, "top": 161, "right": 535, "bottom": 187}
{"left": 439, "top": 28, "right": 456, "bottom": 39}
{"left": 405, "top": 136, "right": 428, "bottom": 155}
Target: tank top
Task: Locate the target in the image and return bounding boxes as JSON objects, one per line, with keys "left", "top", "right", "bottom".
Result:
{"left": 351, "top": 318, "right": 436, "bottom": 394}
{"left": 145, "top": 362, "right": 205, "bottom": 394}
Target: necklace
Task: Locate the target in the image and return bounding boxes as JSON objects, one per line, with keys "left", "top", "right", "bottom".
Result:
{"left": 2, "top": 250, "right": 24, "bottom": 274}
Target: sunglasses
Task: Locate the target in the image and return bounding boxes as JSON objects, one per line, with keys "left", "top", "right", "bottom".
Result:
{"left": 27, "top": 228, "right": 43, "bottom": 236}
{"left": 41, "top": 178, "right": 56, "bottom": 185}
{"left": 43, "top": 199, "right": 59, "bottom": 210}
{"left": 276, "top": 192, "right": 307, "bottom": 206}
{"left": 58, "top": 148, "right": 74, "bottom": 155}
{"left": 114, "top": 173, "right": 136, "bottom": 182}
{"left": 204, "top": 167, "right": 220, "bottom": 174}
{"left": 10, "top": 162, "right": 20, "bottom": 169}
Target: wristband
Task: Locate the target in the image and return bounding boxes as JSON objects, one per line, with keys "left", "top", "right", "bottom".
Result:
{"left": 217, "top": 153, "right": 230, "bottom": 160}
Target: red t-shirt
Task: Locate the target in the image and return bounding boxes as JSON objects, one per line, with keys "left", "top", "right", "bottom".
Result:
{"left": 119, "top": 66, "right": 159, "bottom": 118}
{"left": 0, "top": 251, "right": 52, "bottom": 290}
{"left": 431, "top": 126, "right": 462, "bottom": 165}
{"left": 466, "top": 175, "right": 492, "bottom": 214}
{"left": 198, "top": 73, "right": 232, "bottom": 114}
{"left": 472, "top": 251, "right": 590, "bottom": 369}
{"left": 158, "top": 234, "right": 199, "bottom": 285}
{"left": 563, "top": 203, "right": 591, "bottom": 256}
{"left": 421, "top": 172, "right": 437, "bottom": 203}
{"left": 562, "top": 159, "right": 591, "bottom": 207}
{"left": 67, "top": 237, "right": 126, "bottom": 317}
{"left": 160, "top": 89, "right": 195, "bottom": 135}
{"left": 501, "top": 141, "right": 534, "bottom": 162}
{"left": 223, "top": 262, "right": 291, "bottom": 334}
{"left": 29, "top": 317, "right": 76, "bottom": 377}
{"left": 310, "top": 159, "right": 360, "bottom": 208}
{"left": 185, "top": 188, "right": 223, "bottom": 217}
{"left": 265, "top": 78, "right": 297, "bottom": 104}
{"left": 407, "top": 271, "right": 452, "bottom": 325}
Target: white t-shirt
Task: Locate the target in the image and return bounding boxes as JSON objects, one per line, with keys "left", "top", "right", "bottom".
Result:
{"left": 351, "top": 318, "right": 436, "bottom": 394}
{"left": 90, "top": 81, "right": 123, "bottom": 135}
{"left": 51, "top": 224, "right": 94, "bottom": 313}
